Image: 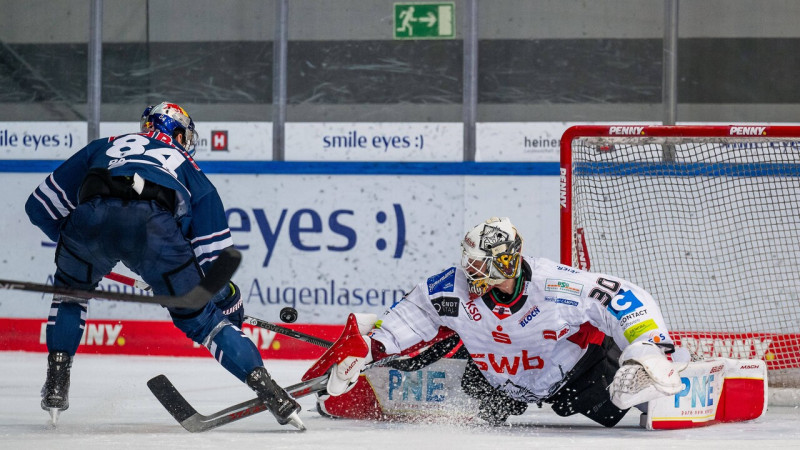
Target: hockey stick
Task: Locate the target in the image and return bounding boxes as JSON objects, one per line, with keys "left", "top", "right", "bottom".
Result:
{"left": 147, "top": 322, "right": 458, "bottom": 432}
{"left": 244, "top": 315, "right": 334, "bottom": 348}
{"left": 147, "top": 373, "right": 329, "bottom": 432}
{"left": 0, "top": 248, "right": 241, "bottom": 309}
{"left": 97, "top": 273, "right": 328, "bottom": 348}
{"left": 104, "top": 271, "right": 152, "bottom": 291}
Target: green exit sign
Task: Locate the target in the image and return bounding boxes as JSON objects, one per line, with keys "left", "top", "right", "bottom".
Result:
{"left": 394, "top": 2, "right": 455, "bottom": 40}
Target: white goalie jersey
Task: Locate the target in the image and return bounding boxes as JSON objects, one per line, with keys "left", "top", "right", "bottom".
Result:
{"left": 370, "top": 256, "right": 674, "bottom": 403}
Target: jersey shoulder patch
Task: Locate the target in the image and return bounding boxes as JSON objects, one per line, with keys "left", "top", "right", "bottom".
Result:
{"left": 427, "top": 267, "right": 457, "bottom": 295}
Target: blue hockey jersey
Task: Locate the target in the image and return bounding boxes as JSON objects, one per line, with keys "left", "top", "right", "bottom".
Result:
{"left": 25, "top": 131, "right": 233, "bottom": 271}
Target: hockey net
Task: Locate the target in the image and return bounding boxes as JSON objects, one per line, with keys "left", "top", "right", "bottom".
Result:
{"left": 560, "top": 125, "right": 800, "bottom": 398}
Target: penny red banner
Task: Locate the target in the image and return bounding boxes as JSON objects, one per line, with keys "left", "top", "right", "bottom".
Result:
{"left": 0, "top": 318, "right": 342, "bottom": 359}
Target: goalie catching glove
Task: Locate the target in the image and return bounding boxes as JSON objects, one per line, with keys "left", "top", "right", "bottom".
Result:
{"left": 302, "top": 313, "right": 379, "bottom": 396}
{"left": 609, "top": 341, "right": 688, "bottom": 410}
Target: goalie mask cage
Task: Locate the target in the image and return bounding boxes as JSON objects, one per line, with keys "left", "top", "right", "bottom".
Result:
{"left": 560, "top": 125, "right": 800, "bottom": 392}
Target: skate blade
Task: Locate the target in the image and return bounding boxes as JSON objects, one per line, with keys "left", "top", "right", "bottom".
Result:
{"left": 287, "top": 411, "right": 306, "bottom": 431}
{"left": 48, "top": 408, "right": 61, "bottom": 426}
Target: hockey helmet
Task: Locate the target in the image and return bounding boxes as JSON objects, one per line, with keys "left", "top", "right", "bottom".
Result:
{"left": 139, "top": 104, "right": 155, "bottom": 132}
{"left": 148, "top": 102, "right": 197, "bottom": 156}
{"left": 461, "top": 217, "right": 523, "bottom": 288}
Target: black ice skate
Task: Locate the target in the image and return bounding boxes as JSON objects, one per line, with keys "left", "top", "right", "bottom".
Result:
{"left": 40, "top": 351, "right": 72, "bottom": 425}
{"left": 246, "top": 367, "right": 305, "bottom": 430}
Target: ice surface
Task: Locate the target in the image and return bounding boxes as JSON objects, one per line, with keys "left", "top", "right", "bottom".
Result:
{"left": 1, "top": 352, "right": 798, "bottom": 450}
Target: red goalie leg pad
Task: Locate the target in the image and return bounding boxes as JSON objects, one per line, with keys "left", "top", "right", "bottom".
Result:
{"left": 317, "top": 376, "right": 384, "bottom": 420}
{"left": 302, "top": 313, "right": 368, "bottom": 381}
{"left": 715, "top": 377, "right": 766, "bottom": 422}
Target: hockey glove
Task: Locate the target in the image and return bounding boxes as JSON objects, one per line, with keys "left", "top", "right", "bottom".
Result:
{"left": 214, "top": 282, "right": 243, "bottom": 328}
{"left": 609, "top": 341, "right": 688, "bottom": 409}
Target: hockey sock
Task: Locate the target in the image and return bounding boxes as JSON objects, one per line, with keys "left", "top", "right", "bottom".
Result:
{"left": 45, "top": 296, "right": 87, "bottom": 355}
{"left": 209, "top": 324, "right": 264, "bottom": 382}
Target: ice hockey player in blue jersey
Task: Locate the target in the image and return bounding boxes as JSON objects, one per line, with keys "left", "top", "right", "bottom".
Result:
{"left": 25, "top": 102, "right": 303, "bottom": 429}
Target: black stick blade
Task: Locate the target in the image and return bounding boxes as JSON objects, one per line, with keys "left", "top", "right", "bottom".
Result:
{"left": 147, "top": 375, "right": 198, "bottom": 424}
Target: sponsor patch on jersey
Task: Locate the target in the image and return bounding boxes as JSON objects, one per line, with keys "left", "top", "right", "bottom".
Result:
{"left": 427, "top": 267, "right": 456, "bottom": 295}
{"left": 462, "top": 298, "right": 483, "bottom": 321}
{"left": 544, "top": 296, "right": 579, "bottom": 307}
{"left": 517, "top": 305, "right": 540, "bottom": 327}
{"left": 647, "top": 331, "right": 667, "bottom": 345}
{"left": 556, "top": 265, "right": 580, "bottom": 274}
{"left": 544, "top": 279, "right": 583, "bottom": 296}
{"left": 624, "top": 319, "right": 658, "bottom": 343}
{"left": 606, "top": 289, "right": 644, "bottom": 319}
{"left": 431, "top": 296, "right": 460, "bottom": 317}
{"left": 619, "top": 309, "right": 648, "bottom": 327}
{"left": 492, "top": 304, "right": 513, "bottom": 320}
{"left": 543, "top": 324, "right": 570, "bottom": 341}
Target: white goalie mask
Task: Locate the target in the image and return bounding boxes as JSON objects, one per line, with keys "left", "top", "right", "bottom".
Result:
{"left": 460, "top": 217, "right": 523, "bottom": 292}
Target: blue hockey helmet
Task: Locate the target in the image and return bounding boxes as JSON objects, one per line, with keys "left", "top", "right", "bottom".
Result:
{"left": 147, "top": 102, "right": 197, "bottom": 156}
{"left": 139, "top": 104, "right": 155, "bottom": 131}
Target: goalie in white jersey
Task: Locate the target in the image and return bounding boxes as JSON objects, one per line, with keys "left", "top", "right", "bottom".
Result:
{"left": 303, "top": 217, "right": 687, "bottom": 427}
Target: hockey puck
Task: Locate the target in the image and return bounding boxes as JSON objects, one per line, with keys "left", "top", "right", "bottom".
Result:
{"left": 279, "top": 307, "right": 298, "bottom": 323}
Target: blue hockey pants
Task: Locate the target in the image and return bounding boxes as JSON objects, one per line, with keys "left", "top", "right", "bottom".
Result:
{"left": 46, "top": 197, "right": 262, "bottom": 381}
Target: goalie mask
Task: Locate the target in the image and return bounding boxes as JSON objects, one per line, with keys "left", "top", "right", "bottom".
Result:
{"left": 460, "top": 217, "right": 523, "bottom": 294}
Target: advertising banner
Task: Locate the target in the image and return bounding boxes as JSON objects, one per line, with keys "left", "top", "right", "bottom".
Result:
{"left": 285, "top": 122, "right": 462, "bottom": 161}
{"left": 0, "top": 173, "right": 558, "bottom": 325}
{"left": 0, "top": 122, "right": 273, "bottom": 161}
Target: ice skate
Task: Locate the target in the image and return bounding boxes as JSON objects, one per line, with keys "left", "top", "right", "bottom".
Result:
{"left": 41, "top": 351, "right": 72, "bottom": 425}
{"left": 246, "top": 367, "right": 305, "bottom": 430}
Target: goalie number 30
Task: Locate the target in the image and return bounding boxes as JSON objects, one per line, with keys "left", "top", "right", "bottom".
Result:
{"left": 588, "top": 277, "right": 621, "bottom": 307}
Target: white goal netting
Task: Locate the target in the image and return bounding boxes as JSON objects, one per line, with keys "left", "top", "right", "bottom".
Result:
{"left": 561, "top": 125, "right": 800, "bottom": 389}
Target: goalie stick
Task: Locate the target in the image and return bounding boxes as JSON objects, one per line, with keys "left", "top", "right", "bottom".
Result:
{"left": 147, "top": 317, "right": 460, "bottom": 432}
{"left": 147, "top": 373, "right": 329, "bottom": 432}
{"left": 0, "top": 247, "right": 241, "bottom": 309}
{"left": 244, "top": 315, "right": 461, "bottom": 373}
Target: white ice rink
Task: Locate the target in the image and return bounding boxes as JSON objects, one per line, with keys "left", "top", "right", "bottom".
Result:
{"left": 2, "top": 352, "right": 799, "bottom": 450}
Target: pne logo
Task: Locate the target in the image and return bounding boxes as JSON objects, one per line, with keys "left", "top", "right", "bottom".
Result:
{"left": 388, "top": 369, "right": 446, "bottom": 402}
{"left": 674, "top": 375, "right": 715, "bottom": 408}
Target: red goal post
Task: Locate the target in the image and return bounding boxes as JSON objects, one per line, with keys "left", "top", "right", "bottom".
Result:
{"left": 560, "top": 125, "right": 800, "bottom": 393}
